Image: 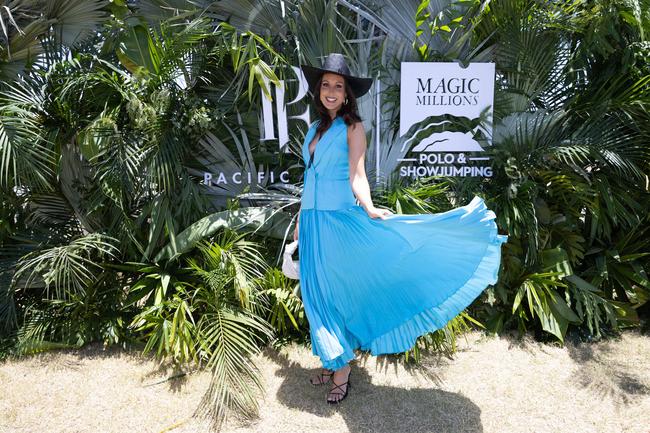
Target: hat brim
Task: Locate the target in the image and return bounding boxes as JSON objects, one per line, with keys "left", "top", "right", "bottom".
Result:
{"left": 300, "top": 64, "right": 373, "bottom": 99}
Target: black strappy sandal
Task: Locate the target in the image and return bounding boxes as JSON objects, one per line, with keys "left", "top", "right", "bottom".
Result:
{"left": 326, "top": 371, "right": 352, "bottom": 404}
{"left": 310, "top": 368, "right": 334, "bottom": 386}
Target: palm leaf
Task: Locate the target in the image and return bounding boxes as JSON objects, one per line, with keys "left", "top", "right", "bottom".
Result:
{"left": 155, "top": 206, "right": 292, "bottom": 263}
{"left": 193, "top": 307, "right": 274, "bottom": 430}
{"left": 13, "top": 234, "right": 118, "bottom": 300}
{"left": 0, "top": 80, "right": 54, "bottom": 189}
{"left": 44, "top": 0, "right": 108, "bottom": 48}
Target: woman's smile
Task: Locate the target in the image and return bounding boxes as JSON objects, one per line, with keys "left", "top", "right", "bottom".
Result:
{"left": 319, "top": 72, "right": 346, "bottom": 115}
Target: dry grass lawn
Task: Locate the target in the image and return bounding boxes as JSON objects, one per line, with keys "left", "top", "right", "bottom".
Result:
{"left": 1, "top": 329, "right": 649, "bottom": 433}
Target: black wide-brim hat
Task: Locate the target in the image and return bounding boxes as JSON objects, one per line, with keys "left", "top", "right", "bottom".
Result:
{"left": 300, "top": 53, "right": 373, "bottom": 99}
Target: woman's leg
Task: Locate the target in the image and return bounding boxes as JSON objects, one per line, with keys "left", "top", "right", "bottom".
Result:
{"left": 327, "top": 363, "right": 351, "bottom": 403}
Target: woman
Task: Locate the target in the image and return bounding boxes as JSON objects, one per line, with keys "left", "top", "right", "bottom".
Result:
{"left": 292, "top": 53, "right": 508, "bottom": 404}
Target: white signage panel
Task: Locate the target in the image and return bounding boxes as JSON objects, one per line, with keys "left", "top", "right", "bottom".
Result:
{"left": 399, "top": 62, "right": 495, "bottom": 178}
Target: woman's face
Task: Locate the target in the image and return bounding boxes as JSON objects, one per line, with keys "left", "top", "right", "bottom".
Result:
{"left": 319, "top": 72, "right": 346, "bottom": 114}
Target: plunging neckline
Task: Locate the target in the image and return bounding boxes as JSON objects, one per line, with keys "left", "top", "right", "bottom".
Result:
{"left": 307, "top": 117, "right": 341, "bottom": 166}
{"left": 308, "top": 133, "right": 322, "bottom": 161}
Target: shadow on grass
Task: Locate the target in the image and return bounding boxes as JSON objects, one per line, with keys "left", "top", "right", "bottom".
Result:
{"left": 17, "top": 341, "right": 198, "bottom": 394}
{"left": 563, "top": 329, "right": 650, "bottom": 405}
{"left": 263, "top": 347, "right": 484, "bottom": 433}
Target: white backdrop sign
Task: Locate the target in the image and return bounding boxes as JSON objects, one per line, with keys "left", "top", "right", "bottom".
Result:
{"left": 399, "top": 62, "right": 495, "bottom": 178}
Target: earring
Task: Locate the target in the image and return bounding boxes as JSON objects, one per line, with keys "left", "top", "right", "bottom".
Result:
{"left": 344, "top": 97, "right": 349, "bottom": 105}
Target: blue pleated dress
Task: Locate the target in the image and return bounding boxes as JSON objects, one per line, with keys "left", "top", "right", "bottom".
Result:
{"left": 298, "top": 116, "right": 508, "bottom": 371}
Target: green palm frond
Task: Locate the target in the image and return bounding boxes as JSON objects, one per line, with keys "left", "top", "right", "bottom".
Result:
{"left": 0, "top": 81, "right": 54, "bottom": 189}
{"left": 492, "top": 110, "right": 568, "bottom": 164}
{"left": 131, "top": 0, "right": 202, "bottom": 23}
{"left": 292, "top": 0, "right": 353, "bottom": 64}
{"left": 0, "top": 19, "right": 48, "bottom": 82}
{"left": 13, "top": 234, "right": 119, "bottom": 300}
{"left": 345, "top": 0, "right": 463, "bottom": 50}
{"left": 117, "top": 15, "right": 211, "bottom": 82}
{"left": 0, "top": 0, "right": 109, "bottom": 81}
{"left": 511, "top": 270, "right": 579, "bottom": 342}
{"left": 155, "top": 206, "right": 293, "bottom": 263}
{"left": 206, "top": 0, "right": 290, "bottom": 38}
{"left": 193, "top": 306, "right": 274, "bottom": 429}
{"left": 259, "top": 268, "right": 307, "bottom": 340}
{"left": 569, "top": 117, "right": 648, "bottom": 179}
{"left": 170, "top": 234, "right": 276, "bottom": 428}
{"left": 379, "top": 176, "right": 451, "bottom": 214}
{"left": 582, "top": 221, "right": 650, "bottom": 303}
{"left": 44, "top": 0, "right": 108, "bottom": 48}
{"left": 11, "top": 272, "right": 129, "bottom": 355}
{"left": 566, "top": 274, "right": 634, "bottom": 339}
{"left": 130, "top": 286, "right": 199, "bottom": 364}
{"left": 0, "top": 266, "right": 18, "bottom": 332}
{"left": 12, "top": 304, "right": 80, "bottom": 354}
{"left": 26, "top": 193, "right": 83, "bottom": 235}
{"left": 584, "top": 176, "right": 644, "bottom": 242}
{"left": 194, "top": 232, "right": 269, "bottom": 310}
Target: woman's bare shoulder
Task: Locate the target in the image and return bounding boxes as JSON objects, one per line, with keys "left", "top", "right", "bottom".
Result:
{"left": 346, "top": 120, "right": 365, "bottom": 136}
{"left": 346, "top": 120, "right": 366, "bottom": 151}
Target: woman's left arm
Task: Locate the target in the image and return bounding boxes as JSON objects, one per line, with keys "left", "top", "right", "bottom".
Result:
{"left": 348, "top": 122, "right": 393, "bottom": 220}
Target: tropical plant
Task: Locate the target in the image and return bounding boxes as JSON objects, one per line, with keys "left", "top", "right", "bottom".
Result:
{"left": 0, "top": 0, "right": 109, "bottom": 84}
{"left": 0, "top": 0, "right": 286, "bottom": 335}
{"left": 408, "top": 0, "right": 650, "bottom": 341}
{"left": 0, "top": 0, "right": 292, "bottom": 428}
{"left": 259, "top": 268, "right": 308, "bottom": 345}
{"left": 2, "top": 0, "right": 649, "bottom": 429}
{"left": 120, "top": 232, "right": 276, "bottom": 430}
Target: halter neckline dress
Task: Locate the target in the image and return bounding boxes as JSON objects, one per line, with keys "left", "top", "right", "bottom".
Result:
{"left": 298, "top": 116, "right": 508, "bottom": 370}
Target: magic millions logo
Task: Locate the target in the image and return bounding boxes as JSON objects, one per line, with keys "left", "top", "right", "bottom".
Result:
{"left": 399, "top": 62, "right": 495, "bottom": 178}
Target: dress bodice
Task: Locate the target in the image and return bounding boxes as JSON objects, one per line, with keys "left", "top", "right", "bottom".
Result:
{"left": 301, "top": 117, "right": 358, "bottom": 210}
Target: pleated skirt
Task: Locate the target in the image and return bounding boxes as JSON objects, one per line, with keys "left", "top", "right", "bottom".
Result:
{"left": 298, "top": 195, "right": 508, "bottom": 370}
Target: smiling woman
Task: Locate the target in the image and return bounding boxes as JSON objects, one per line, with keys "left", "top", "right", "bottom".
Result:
{"left": 307, "top": 76, "right": 362, "bottom": 169}
{"left": 292, "top": 53, "right": 508, "bottom": 406}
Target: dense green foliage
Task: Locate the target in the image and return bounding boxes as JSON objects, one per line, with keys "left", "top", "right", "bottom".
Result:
{"left": 412, "top": 0, "right": 650, "bottom": 342}
{"left": 1, "top": 0, "right": 648, "bottom": 428}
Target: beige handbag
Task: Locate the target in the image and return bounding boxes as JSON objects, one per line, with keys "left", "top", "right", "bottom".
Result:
{"left": 282, "top": 239, "right": 300, "bottom": 280}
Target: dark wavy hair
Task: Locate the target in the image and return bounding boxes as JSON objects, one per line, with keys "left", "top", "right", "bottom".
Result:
{"left": 312, "top": 74, "right": 362, "bottom": 136}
